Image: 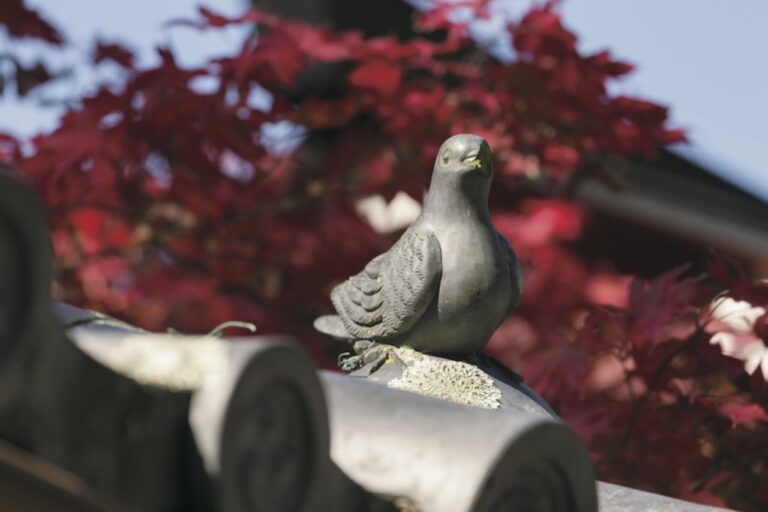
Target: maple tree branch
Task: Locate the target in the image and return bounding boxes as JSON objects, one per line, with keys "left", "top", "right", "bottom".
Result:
{"left": 620, "top": 321, "right": 707, "bottom": 479}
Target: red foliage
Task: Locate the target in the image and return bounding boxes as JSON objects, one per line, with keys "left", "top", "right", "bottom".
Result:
{"left": 3, "top": 2, "right": 766, "bottom": 509}
{"left": 92, "top": 41, "right": 136, "bottom": 69}
{"left": 0, "top": 133, "right": 20, "bottom": 164}
{"left": 0, "top": 0, "right": 62, "bottom": 44}
{"left": 720, "top": 400, "right": 768, "bottom": 427}
{"left": 0, "top": 1, "right": 64, "bottom": 97}
{"left": 348, "top": 61, "right": 403, "bottom": 96}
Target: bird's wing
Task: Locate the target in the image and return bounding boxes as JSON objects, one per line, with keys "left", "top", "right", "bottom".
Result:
{"left": 497, "top": 232, "right": 523, "bottom": 314}
{"left": 331, "top": 227, "right": 442, "bottom": 341}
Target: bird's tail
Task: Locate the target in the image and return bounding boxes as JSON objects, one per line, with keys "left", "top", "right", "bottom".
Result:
{"left": 313, "top": 315, "right": 353, "bottom": 341}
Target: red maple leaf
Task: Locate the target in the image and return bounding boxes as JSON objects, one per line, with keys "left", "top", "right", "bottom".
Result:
{"left": 93, "top": 41, "right": 135, "bottom": 69}
{"left": 348, "top": 61, "right": 403, "bottom": 96}
{"left": 719, "top": 399, "right": 768, "bottom": 426}
{"left": 0, "top": 0, "right": 63, "bottom": 44}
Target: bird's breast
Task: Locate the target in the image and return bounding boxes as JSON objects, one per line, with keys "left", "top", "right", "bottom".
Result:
{"left": 435, "top": 222, "right": 509, "bottom": 318}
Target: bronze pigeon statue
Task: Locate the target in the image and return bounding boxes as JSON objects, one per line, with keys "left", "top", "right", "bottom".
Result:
{"left": 314, "top": 134, "right": 523, "bottom": 371}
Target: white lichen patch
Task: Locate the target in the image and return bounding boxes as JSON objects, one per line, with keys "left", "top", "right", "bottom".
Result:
{"left": 388, "top": 347, "right": 502, "bottom": 409}
{"left": 77, "top": 333, "right": 228, "bottom": 391}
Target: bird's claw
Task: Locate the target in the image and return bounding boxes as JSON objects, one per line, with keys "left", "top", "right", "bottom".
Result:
{"left": 338, "top": 341, "right": 389, "bottom": 374}
{"left": 338, "top": 352, "right": 363, "bottom": 372}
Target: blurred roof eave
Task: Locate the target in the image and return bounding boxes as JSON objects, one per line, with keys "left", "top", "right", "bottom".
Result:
{"left": 574, "top": 146, "right": 768, "bottom": 263}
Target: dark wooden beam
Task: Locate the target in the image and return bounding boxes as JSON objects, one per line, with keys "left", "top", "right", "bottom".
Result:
{"left": 0, "top": 438, "right": 132, "bottom": 512}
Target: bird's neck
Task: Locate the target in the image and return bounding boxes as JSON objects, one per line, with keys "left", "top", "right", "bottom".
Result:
{"left": 422, "top": 178, "right": 491, "bottom": 224}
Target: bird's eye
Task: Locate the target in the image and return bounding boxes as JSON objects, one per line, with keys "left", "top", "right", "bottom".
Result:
{"left": 441, "top": 149, "right": 451, "bottom": 164}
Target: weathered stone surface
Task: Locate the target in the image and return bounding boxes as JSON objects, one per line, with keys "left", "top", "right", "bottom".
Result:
{"left": 343, "top": 349, "right": 735, "bottom": 512}
{"left": 0, "top": 170, "right": 58, "bottom": 444}
{"left": 386, "top": 347, "right": 504, "bottom": 409}
{"left": 351, "top": 345, "right": 554, "bottom": 417}
{"left": 322, "top": 370, "right": 598, "bottom": 512}
{"left": 60, "top": 307, "right": 350, "bottom": 512}
{"left": 598, "top": 483, "right": 733, "bottom": 512}
{"left": 60, "top": 305, "right": 406, "bottom": 512}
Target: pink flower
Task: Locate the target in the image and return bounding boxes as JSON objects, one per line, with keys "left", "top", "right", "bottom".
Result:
{"left": 709, "top": 297, "right": 768, "bottom": 380}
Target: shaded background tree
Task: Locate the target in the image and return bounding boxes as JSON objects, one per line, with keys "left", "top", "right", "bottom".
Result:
{"left": 1, "top": 0, "right": 767, "bottom": 509}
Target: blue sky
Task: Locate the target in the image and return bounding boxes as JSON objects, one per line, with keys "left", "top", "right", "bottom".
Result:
{"left": 563, "top": 0, "right": 768, "bottom": 201}
{"left": 2, "top": 0, "right": 766, "bottom": 199}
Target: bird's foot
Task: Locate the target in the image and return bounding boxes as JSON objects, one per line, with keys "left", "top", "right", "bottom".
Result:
{"left": 337, "top": 352, "right": 363, "bottom": 373}
{"left": 338, "top": 341, "right": 389, "bottom": 374}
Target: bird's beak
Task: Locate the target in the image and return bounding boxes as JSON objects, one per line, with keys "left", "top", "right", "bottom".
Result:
{"left": 462, "top": 144, "right": 490, "bottom": 173}
{"left": 462, "top": 149, "right": 483, "bottom": 170}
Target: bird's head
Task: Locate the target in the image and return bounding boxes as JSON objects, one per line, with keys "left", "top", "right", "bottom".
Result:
{"left": 427, "top": 134, "right": 493, "bottom": 207}
{"left": 434, "top": 134, "right": 493, "bottom": 178}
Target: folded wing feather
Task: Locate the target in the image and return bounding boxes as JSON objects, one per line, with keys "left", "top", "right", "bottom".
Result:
{"left": 331, "top": 228, "right": 442, "bottom": 341}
